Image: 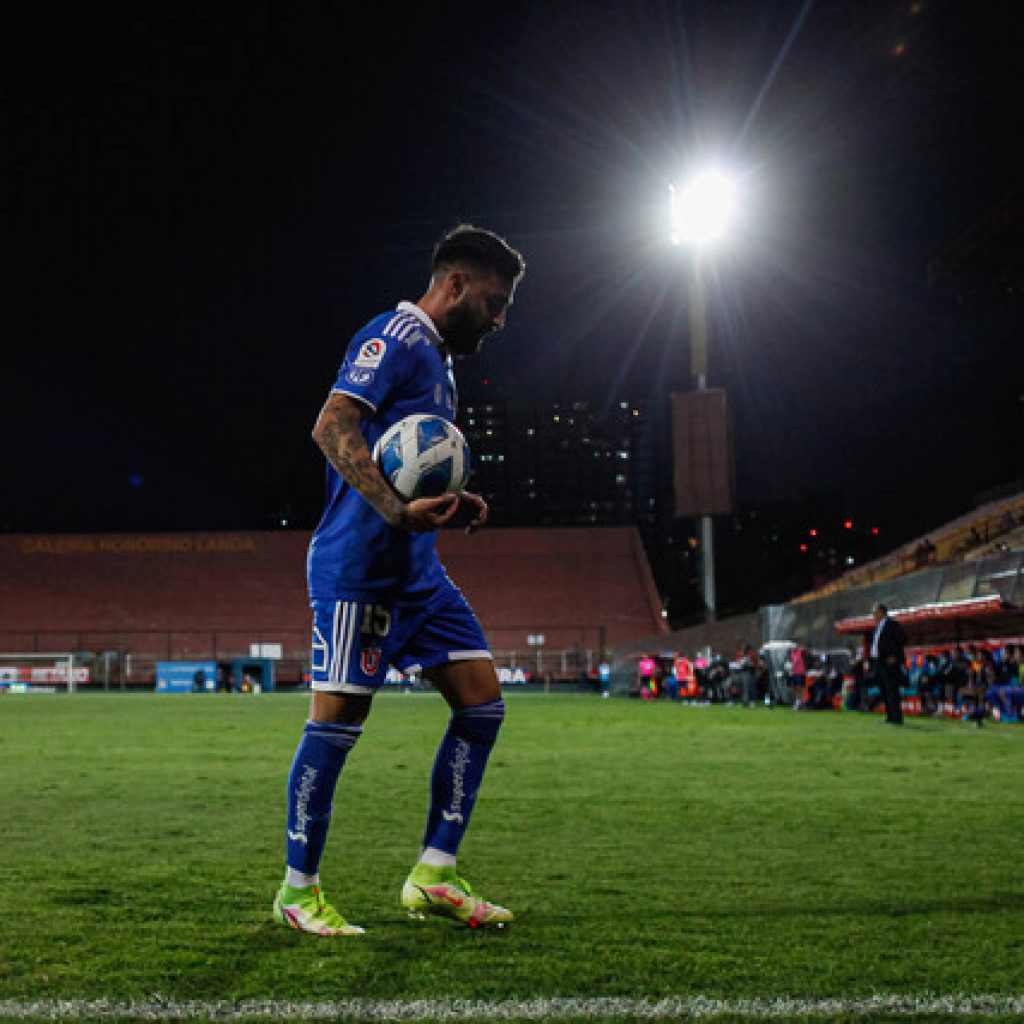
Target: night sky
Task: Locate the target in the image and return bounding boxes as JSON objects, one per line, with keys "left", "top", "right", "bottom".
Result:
{"left": 6, "top": 1, "right": 1022, "bottom": 543}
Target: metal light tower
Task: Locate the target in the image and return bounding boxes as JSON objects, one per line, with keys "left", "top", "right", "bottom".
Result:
{"left": 669, "top": 170, "right": 736, "bottom": 623}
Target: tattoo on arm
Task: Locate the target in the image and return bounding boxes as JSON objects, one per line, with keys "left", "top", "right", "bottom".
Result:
{"left": 314, "top": 396, "right": 404, "bottom": 526}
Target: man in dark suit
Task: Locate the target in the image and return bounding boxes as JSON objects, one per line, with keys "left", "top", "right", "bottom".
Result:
{"left": 871, "top": 602, "right": 907, "bottom": 725}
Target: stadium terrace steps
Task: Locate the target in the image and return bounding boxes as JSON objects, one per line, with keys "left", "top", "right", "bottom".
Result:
{"left": 437, "top": 525, "right": 667, "bottom": 649}
{"left": 0, "top": 526, "right": 664, "bottom": 656}
{"left": 794, "top": 489, "right": 1024, "bottom": 603}
{"left": 0, "top": 533, "right": 303, "bottom": 636}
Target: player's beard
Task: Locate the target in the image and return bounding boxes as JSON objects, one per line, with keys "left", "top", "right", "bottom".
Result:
{"left": 441, "top": 296, "right": 491, "bottom": 356}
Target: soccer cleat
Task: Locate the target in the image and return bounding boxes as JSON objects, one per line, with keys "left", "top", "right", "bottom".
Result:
{"left": 272, "top": 882, "right": 364, "bottom": 936}
{"left": 400, "top": 864, "right": 513, "bottom": 928}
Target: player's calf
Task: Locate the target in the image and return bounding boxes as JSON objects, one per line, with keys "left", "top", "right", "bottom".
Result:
{"left": 421, "top": 698, "right": 504, "bottom": 854}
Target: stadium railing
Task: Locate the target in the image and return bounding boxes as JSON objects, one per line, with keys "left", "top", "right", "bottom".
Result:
{"left": 0, "top": 634, "right": 603, "bottom": 692}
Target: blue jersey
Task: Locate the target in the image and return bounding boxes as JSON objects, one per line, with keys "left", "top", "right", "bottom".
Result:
{"left": 307, "top": 301, "right": 457, "bottom": 600}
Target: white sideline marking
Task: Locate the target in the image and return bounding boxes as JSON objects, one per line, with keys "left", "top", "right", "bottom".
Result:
{"left": 1, "top": 995, "right": 1022, "bottom": 1020}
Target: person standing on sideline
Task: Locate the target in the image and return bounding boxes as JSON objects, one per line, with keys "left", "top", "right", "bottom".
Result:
{"left": 788, "top": 644, "right": 807, "bottom": 702}
{"left": 273, "top": 225, "right": 525, "bottom": 936}
{"left": 871, "top": 602, "right": 907, "bottom": 725}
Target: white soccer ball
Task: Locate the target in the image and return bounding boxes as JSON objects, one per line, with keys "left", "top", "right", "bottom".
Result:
{"left": 372, "top": 414, "right": 470, "bottom": 501}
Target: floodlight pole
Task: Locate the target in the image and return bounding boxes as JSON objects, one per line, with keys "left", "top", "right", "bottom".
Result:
{"left": 671, "top": 171, "right": 734, "bottom": 624}
{"left": 688, "top": 256, "right": 716, "bottom": 623}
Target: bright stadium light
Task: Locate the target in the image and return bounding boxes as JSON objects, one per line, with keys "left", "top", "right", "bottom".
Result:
{"left": 667, "top": 166, "right": 740, "bottom": 623}
{"left": 669, "top": 170, "right": 736, "bottom": 246}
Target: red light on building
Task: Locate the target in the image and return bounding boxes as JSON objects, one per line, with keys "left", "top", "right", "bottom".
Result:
{"left": 799, "top": 543, "right": 808, "bottom": 552}
{"left": 871, "top": 526, "right": 880, "bottom": 535}
{"left": 809, "top": 529, "right": 818, "bottom": 538}
{"left": 843, "top": 520, "right": 853, "bottom": 530}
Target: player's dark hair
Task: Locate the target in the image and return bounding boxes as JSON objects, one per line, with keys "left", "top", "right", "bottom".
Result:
{"left": 431, "top": 223, "right": 525, "bottom": 284}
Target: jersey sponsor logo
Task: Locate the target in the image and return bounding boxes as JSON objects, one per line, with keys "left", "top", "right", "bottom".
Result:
{"left": 360, "top": 647, "right": 382, "bottom": 676}
{"left": 346, "top": 367, "right": 375, "bottom": 386}
{"left": 353, "top": 338, "right": 386, "bottom": 368}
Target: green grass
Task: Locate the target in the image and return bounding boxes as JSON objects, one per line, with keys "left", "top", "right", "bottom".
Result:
{"left": 0, "top": 693, "right": 1022, "bottom": 1021}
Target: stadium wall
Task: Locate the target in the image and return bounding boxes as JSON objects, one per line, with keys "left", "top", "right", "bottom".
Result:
{"left": 610, "top": 610, "right": 764, "bottom": 666}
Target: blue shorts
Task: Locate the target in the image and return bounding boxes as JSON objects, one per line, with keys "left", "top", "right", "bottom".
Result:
{"left": 310, "top": 576, "right": 491, "bottom": 694}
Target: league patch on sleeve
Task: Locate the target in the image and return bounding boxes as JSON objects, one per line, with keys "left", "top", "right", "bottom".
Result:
{"left": 353, "top": 338, "right": 387, "bottom": 368}
{"left": 346, "top": 367, "right": 375, "bottom": 386}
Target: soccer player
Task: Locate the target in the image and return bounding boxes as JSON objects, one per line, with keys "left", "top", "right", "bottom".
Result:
{"left": 272, "top": 225, "right": 525, "bottom": 935}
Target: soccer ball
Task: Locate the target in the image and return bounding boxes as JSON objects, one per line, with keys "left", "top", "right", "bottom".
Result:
{"left": 372, "top": 414, "right": 470, "bottom": 500}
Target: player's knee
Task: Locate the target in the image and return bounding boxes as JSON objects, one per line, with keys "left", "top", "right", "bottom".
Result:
{"left": 302, "top": 719, "right": 363, "bottom": 752}
{"left": 311, "top": 690, "right": 373, "bottom": 726}
{"left": 452, "top": 698, "right": 505, "bottom": 745}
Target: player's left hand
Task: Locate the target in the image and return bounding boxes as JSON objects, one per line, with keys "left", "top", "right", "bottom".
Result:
{"left": 400, "top": 493, "right": 462, "bottom": 532}
{"left": 453, "top": 491, "right": 489, "bottom": 535}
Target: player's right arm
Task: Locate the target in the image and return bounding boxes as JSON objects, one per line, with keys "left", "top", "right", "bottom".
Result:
{"left": 312, "top": 393, "right": 459, "bottom": 533}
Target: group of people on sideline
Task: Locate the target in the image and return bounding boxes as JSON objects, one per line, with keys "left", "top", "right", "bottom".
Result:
{"left": 636, "top": 623, "right": 1024, "bottom": 724}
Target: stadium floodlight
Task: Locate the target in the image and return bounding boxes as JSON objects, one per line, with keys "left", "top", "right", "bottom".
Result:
{"left": 667, "top": 167, "right": 739, "bottom": 623}
{"left": 669, "top": 170, "right": 736, "bottom": 246}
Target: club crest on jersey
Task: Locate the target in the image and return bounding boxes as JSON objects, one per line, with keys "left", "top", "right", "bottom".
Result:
{"left": 360, "top": 648, "right": 382, "bottom": 676}
{"left": 354, "top": 338, "right": 386, "bottom": 368}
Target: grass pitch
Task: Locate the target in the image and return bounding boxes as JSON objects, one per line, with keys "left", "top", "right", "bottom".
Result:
{"left": 0, "top": 693, "right": 1021, "bottom": 1022}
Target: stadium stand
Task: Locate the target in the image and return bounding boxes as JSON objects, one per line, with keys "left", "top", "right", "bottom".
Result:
{"left": 606, "top": 489, "right": 1024, "bottom": 708}
{"left": 792, "top": 489, "right": 1024, "bottom": 603}
{"left": 0, "top": 526, "right": 665, "bottom": 687}
{"left": 437, "top": 525, "right": 666, "bottom": 653}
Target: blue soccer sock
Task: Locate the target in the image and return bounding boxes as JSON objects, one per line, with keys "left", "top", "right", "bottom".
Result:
{"left": 285, "top": 720, "right": 362, "bottom": 879}
{"left": 421, "top": 698, "right": 505, "bottom": 857}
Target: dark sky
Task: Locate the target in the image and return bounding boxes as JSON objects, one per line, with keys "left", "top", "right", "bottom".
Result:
{"left": 5, "top": 0, "right": 1021, "bottom": 541}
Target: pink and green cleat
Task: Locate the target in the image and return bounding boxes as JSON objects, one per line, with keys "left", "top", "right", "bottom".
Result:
{"left": 400, "top": 863, "right": 513, "bottom": 928}
{"left": 272, "top": 882, "right": 364, "bottom": 936}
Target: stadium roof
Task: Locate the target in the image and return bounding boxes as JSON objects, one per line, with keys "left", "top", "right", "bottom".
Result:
{"left": 835, "top": 595, "right": 1022, "bottom": 645}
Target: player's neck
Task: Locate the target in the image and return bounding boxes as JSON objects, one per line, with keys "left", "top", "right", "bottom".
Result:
{"left": 413, "top": 291, "right": 451, "bottom": 355}
{"left": 415, "top": 288, "right": 446, "bottom": 330}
